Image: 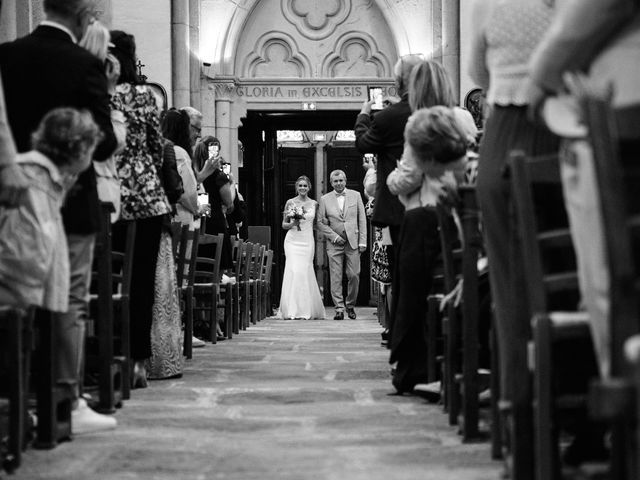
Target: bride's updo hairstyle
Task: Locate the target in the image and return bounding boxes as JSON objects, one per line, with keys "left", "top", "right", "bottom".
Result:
{"left": 295, "top": 175, "right": 312, "bottom": 193}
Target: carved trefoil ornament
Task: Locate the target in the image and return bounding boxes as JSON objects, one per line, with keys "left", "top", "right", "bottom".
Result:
{"left": 323, "top": 32, "right": 390, "bottom": 78}
{"left": 282, "top": 0, "right": 351, "bottom": 41}
{"left": 244, "top": 31, "right": 312, "bottom": 78}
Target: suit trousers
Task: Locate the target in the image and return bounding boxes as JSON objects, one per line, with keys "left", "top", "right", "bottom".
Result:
{"left": 55, "top": 233, "right": 96, "bottom": 400}
{"left": 476, "top": 105, "right": 559, "bottom": 405}
{"left": 326, "top": 243, "right": 360, "bottom": 311}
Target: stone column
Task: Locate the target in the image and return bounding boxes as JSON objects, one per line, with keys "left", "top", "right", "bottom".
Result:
{"left": 171, "top": 0, "right": 190, "bottom": 108}
{"left": 214, "top": 80, "right": 236, "bottom": 173}
{"left": 95, "top": 0, "right": 113, "bottom": 28}
{"left": 3, "top": 0, "right": 42, "bottom": 39}
{"left": 0, "top": 0, "right": 17, "bottom": 43}
{"left": 430, "top": 0, "right": 443, "bottom": 64}
{"left": 210, "top": 79, "right": 246, "bottom": 180}
{"left": 189, "top": 0, "right": 201, "bottom": 111}
{"left": 442, "top": 0, "right": 460, "bottom": 102}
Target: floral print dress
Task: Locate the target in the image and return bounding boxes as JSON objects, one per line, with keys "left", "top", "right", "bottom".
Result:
{"left": 111, "top": 84, "right": 182, "bottom": 378}
{"left": 110, "top": 83, "right": 171, "bottom": 220}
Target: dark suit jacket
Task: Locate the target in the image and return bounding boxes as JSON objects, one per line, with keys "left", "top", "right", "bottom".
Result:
{"left": 354, "top": 98, "right": 411, "bottom": 228}
{"left": 0, "top": 25, "right": 117, "bottom": 234}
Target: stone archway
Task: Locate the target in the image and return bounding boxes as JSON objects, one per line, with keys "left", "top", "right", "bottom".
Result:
{"left": 199, "top": 0, "right": 432, "bottom": 169}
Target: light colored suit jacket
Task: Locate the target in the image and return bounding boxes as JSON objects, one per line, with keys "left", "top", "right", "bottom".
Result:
{"left": 529, "top": 0, "right": 640, "bottom": 109}
{"left": 317, "top": 188, "right": 367, "bottom": 250}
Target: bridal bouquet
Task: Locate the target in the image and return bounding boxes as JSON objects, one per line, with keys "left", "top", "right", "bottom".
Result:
{"left": 286, "top": 205, "right": 306, "bottom": 231}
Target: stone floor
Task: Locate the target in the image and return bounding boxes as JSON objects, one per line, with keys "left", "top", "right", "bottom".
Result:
{"left": 12, "top": 308, "right": 502, "bottom": 480}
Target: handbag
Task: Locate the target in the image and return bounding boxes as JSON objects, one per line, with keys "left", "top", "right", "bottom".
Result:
{"left": 93, "top": 157, "right": 121, "bottom": 223}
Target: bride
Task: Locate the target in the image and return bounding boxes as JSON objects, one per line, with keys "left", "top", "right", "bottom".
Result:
{"left": 278, "top": 175, "right": 326, "bottom": 319}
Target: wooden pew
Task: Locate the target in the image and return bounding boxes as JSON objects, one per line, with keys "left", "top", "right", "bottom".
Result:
{"left": 509, "top": 151, "right": 595, "bottom": 480}
{"left": 577, "top": 86, "right": 640, "bottom": 480}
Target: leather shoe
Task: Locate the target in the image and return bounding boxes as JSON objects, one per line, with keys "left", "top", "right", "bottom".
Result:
{"left": 346, "top": 308, "right": 356, "bottom": 319}
{"left": 334, "top": 311, "right": 344, "bottom": 320}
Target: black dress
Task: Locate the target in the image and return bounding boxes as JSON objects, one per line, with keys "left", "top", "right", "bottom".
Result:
{"left": 389, "top": 207, "right": 442, "bottom": 393}
{"left": 201, "top": 169, "right": 233, "bottom": 269}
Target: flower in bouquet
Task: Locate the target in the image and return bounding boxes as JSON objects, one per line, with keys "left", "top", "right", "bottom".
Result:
{"left": 285, "top": 205, "right": 306, "bottom": 231}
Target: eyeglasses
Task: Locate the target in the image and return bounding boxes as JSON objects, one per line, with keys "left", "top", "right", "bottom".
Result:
{"left": 190, "top": 124, "right": 202, "bottom": 134}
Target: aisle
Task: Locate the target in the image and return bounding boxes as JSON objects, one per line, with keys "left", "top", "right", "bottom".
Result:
{"left": 14, "top": 308, "right": 500, "bottom": 480}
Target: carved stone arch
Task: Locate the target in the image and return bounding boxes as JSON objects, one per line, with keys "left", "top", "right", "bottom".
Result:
{"left": 322, "top": 32, "right": 391, "bottom": 78}
{"left": 281, "top": 0, "right": 351, "bottom": 41}
{"left": 214, "top": 0, "right": 412, "bottom": 77}
{"left": 243, "top": 32, "right": 312, "bottom": 78}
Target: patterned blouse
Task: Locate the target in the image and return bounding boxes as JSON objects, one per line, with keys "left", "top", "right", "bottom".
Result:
{"left": 110, "top": 83, "right": 171, "bottom": 220}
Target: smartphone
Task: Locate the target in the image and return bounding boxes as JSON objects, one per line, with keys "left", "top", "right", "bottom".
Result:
{"left": 368, "top": 86, "right": 384, "bottom": 110}
{"left": 222, "top": 163, "right": 231, "bottom": 175}
{"left": 363, "top": 153, "right": 375, "bottom": 166}
{"left": 197, "top": 192, "right": 209, "bottom": 207}
{"left": 208, "top": 144, "right": 219, "bottom": 157}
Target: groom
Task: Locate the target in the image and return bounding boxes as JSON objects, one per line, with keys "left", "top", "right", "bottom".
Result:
{"left": 317, "top": 170, "right": 367, "bottom": 320}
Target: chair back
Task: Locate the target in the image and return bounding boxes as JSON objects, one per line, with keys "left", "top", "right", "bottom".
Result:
{"left": 248, "top": 226, "right": 271, "bottom": 248}
{"left": 509, "top": 151, "right": 579, "bottom": 316}
{"left": 195, "top": 233, "right": 224, "bottom": 283}
{"left": 435, "top": 205, "right": 462, "bottom": 293}
{"left": 582, "top": 94, "right": 640, "bottom": 377}
{"left": 112, "top": 221, "right": 136, "bottom": 295}
{"left": 231, "top": 238, "right": 244, "bottom": 279}
{"left": 263, "top": 249, "right": 274, "bottom": 283}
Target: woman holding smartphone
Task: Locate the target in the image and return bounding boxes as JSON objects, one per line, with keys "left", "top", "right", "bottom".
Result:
{"left": 192, "top": 136, "right": 234, "bottom": 270}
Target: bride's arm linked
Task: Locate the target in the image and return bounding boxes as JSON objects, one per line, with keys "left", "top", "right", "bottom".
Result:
{"left": 315, "top": 197, "right": 344, "bottom": 245}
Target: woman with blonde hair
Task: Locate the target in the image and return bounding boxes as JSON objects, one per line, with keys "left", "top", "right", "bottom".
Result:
{"left": 387, "top": 60, "right": 477, "bottom": 201}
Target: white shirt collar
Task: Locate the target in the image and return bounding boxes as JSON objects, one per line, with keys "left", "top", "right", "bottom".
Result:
{"left": 40, "top": 20, "right": 78, "bottom": 44}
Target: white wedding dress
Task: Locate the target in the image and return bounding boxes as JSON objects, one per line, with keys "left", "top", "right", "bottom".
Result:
{"left": 278, "top": 201, "right": 326, "bottom": 319}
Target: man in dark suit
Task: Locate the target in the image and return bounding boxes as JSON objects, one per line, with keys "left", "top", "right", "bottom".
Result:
{"left": 354, "top": 54, "right": 423, "bottom": 247}
{"left": 0, "top": 0, "right": 117, "bottom": 434}
{"left": 353, "top": 54, "right": 423, "bottom": 335}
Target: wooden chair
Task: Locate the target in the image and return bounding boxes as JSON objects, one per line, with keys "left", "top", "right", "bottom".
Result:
{"left": 87, "top": 204, "right": 131, "bottom": 411}
{"left": 509, "top": 150, "right": 594, "bottom": 480}
{"left": 457, "top": 185, "right": 484, "bottom": 441}
{"left": 193, "top": 234, "right": 230, "bottom": 343}
{"left": 249, "top": 244, "right": 265, "bottom": 325}
{"left": 238, "top": 242, "right": 255, "bottom": 329}
{"left": 576, "top": 88, "right": 640, "bottom": 480}
{"left": 0, "top": 308, "right": 31, "bottom": 472}
{"left": 33, "top": 309, "right": 74, "bottom": 449}
{"left": 247, "top": 225, "right": 271, "bottom": 249}
{"left": 171, "top": 224, "right": 200, "bottom": 359}
{"left": 435, "top": 204, "right": 463, "bottom": 426}
{"left": 260, "top": 249, "right": 275, "bottom": 320}
{"left": 229, "top": 239, "right": 244, "bottom": 334}
{"left": 88, "top": 211, "right": 135, "bottom": 404}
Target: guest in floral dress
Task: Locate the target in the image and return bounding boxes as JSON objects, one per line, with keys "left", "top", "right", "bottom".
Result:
{"left": 109, "top": 30, "right": 180, "bottom": 386}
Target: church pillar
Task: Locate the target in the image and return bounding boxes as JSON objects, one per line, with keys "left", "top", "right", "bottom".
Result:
{"left": 430, "top": 0, "right": 443, "bottom": 64}
{"left": 171, "top": 0, "right": 190, "bottom": 108}
{"left": 189, "top": 0, "right": 201, "bottom": 111}
{"left": 209, "top": 80, "right": 246, "bottom": 180}
{"left": 442, "top": 0, "right": 460, "bottom": 101}
{"left": 0, "top": 0, "right": 17, "bottom": 43}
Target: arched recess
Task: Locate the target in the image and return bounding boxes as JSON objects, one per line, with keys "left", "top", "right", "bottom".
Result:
{"left": 206, "top": 0, "right": 423, "bottom": 77}
{"left": 243, "top": 31, "right": 313, "bottom": 78}
{"left": 322, "top": 32, "right": 391, "bottom": 78}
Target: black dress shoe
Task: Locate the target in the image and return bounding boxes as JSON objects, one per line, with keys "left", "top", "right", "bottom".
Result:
{"left": 334, "top": 311, "right": 344, "bottom": 320}
{"left": 346, "top": 308, "right": 356, "bottom": 319}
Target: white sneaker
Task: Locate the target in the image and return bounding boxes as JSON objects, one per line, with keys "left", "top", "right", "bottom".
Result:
{"left": 72, "top": 398, "right": 117, "bottom": 435}
{"left": 192, "top": 336, "right": 206, "bottom": 348}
